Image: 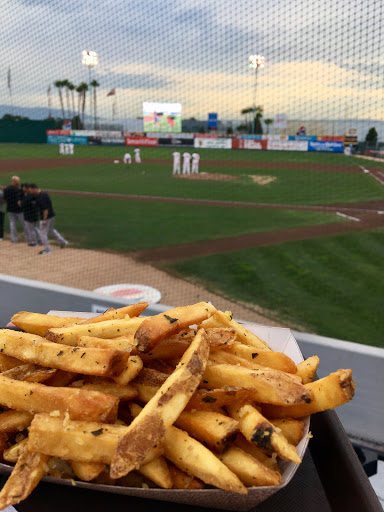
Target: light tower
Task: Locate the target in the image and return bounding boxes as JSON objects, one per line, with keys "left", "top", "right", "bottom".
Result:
{"left": 82, "top": 50, "right": 98, "bottom": 128}
{"left": 248, "top": 54, "right": 265, "bottom": 135}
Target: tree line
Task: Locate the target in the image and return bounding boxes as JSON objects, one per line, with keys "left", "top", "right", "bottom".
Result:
{"left": 53, "top": 79, "right": 100, "bottom": 129}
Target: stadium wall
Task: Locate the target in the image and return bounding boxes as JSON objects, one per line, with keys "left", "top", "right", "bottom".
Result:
{"left": 1, "top": 119, "right": 55, "bottom": 143}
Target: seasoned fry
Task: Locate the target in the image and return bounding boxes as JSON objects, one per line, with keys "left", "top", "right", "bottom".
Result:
{"left": 202, "top": 364, "right": 313, "bottom": 405}
{"left": 0, "top": 410, "right": 33, "bottom": 433}
{"left": 139, "top": 456, "right": 173, "bottom": 489}
{"left": 28, "top": 414, "right": 162, "bottom": 465}
{"left": 11, "top": 311, "right": 83, "bottom": 337}
{"left": 234, "top": 434, "right": 278, "bottom": 471}
{"left": 44, "top": 370, "right": 77, "bottom": 387}
{"left": 162, "top": 425, "right": 247, "bottom": 494}
{"left": 135, "top": 302, "right": 216, "bottom": 353}
{"left": 110, "top": 329, "right": 210, "bottom": 479}
{"left": 270, "top": 419, "right": 305, "bottom": 446}
{"left": 219, "top": 446, "right": 281, "bottom": 487}
{"left": 112, "top": 355, "right": 143, "bottom": 386}
{"left": 76, "top": 334, "right": 135, "bottom": 352}
{"left": 0, "top": 445, "right": 49, "bottom": 510}
{"left": 0, "top": 330, "right": 129, "bottom": 377}
{"left": 223, "top": 342, "right": 297, "bottom": 373}
{"left": 45, "top": 317, "right": 145, "bottom": 346}
{"left": 71, "top": 461, "right": 105, "bottom": 481}
{"left": 296, "top": 356, "right": 320, "bottom": 384}
{"left": 0, "top": 353, "right": 24, "bottom": 371}
{"left": 200, "top": 311, "right": 269, "bottom": 350}
{"left": 3, "top": 438, "right": 29, "bottom": 463}
{"left": 78, "top": 303, "right": 148, "bottom": 324}
{"left": 174, "top": 410, "right": 239, "bottom": 453}
{"left": 226, "top": 402, "right": 301, "bottom": 463}
{"left": 0, "top": 375, "right": 118, "bottom": 422}
{"left": 1, "top": 363, "right": 57, "bottom": 383}
{"left": 186, "top": 387, "right": 267, "bottom": 412}
{"left": 262, "top": 369, "right": 355, "bottom": 418}
{"left": 131, "top": 368, "right": 168, "bottom": 403}
{"left": 168, "top": 464, "right": 205, "bottom": 489}
{"left": 71, "top": 380, "right": 137, "bottom": 401}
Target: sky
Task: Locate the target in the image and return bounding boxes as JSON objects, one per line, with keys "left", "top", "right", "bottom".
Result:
{"left": 1, "top": 0, "right": 384, "bottom": 122}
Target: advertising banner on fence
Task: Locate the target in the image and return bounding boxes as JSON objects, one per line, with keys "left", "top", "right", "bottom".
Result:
{"left": 47, "top": 135, "right": 88, "bottom": 145}
{"left": 125, "top": 136, "right": 158, "bottom": 147}
{"left": 317, "top": 135, "right": 345, "bottom": 142}
{"left": 288, "top": 135, "right": 317, "bottom": 141}
{"left": 70, "top": 130, "right": 97, "bottom": 137}
{"left": 194, "top": 133, "right": 218, "bottom": 138}
{"left": 46, "top": 130, "right": 71, "bottom": 136}
{"left": 241, "top": 134, "right": 266, "bottom": 140}
{"left": 267, "top": 134, "right": 288, "bottom": 141}
{"left": 194, "top": 137, "right": 232, "bottom": 149}
{"left": 101, "top": 137, "right": 125, "bottom": 146}
{"left": 147, "top": 132, "right": 194, "bottom": 139}
{"left": 158, "top": 137, "right": 194, "bottom": 146}
{"left": 267, "top": 139, "right": 308, "bottom": 151}
{"left": 308, "top": 141, "right": 344, "bottom": 152}
{"left": 88, "top": 136, "right": 102, "bottom": 145}
{"left": 232, "top": 139, "right": 267, "bottom": 150}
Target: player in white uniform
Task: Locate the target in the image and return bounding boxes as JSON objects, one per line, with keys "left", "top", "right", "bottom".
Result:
{"left": 134, "top": 148, "right": 141, "bottom": 163}
{"left": 172, "top": 151, "right": 181, "bottom": 175}
{"left": 182, "top": 152, "right": 191, "bottom": 174}
{"left": 59, "top": 143, "right": 65, "bottom": 155}
{"left": 123, "top": 153, "right": 132, "bottom": 164}
{"left": 69, "top": 143, "right": 74, "bottom": 155}
{"left": 191, "top": 152, "right": 200, "bottom": 174}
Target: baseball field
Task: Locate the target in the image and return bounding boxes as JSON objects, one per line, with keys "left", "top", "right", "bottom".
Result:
{"left": 1, "top": 143, "right": 383, "bottom": 347}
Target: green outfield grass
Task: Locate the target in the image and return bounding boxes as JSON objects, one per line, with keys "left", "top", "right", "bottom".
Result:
{"left": 3, "top": 195, "right": 344, "bottom": 251}
{"left": 165, "top": 228, "right": 384, "bottom": 348}
{"left": 1, "top": 162, "right": 383, "bottom": 207}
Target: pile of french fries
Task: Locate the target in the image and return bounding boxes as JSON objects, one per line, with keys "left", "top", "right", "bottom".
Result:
{"left": 0, "top": 302, "right": 355, "bottom": 509}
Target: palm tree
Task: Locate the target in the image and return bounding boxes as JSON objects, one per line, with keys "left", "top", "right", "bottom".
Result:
{"left": 254, "top": 106, "right": 264, "bottom": 135}
{"left": 264, "top": 118, "right": 274, "bottom": 134}
{"left": 54, "top": 80, "right": 65, "bottom": 120}
{"left": 90, "top": 79, "right": 100, "bottom": 129}
{"left": 67, "top": 82, "right": 76, "bottom": 120}
{"left": 61, "top": 80, "right": 71, "bottom": 120}
{"left": 76, "top": 82, "right": 88, "bottom": 126}
{"left": 241, "top": 106, "right": 253, "bottom": 131}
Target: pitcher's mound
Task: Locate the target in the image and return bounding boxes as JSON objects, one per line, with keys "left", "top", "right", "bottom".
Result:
{"left": 174, "top": 172, "right": 239, "bottom": 182}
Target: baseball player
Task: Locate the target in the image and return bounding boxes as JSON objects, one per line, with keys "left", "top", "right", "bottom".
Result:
{"left": 191, "top": 152, "right": 200, "bottom": 174}
{"left": 123, "top": 152, "right": 132, "bottom": 164}
{"left": 69, "top": 143, "right": 74, "bottom": 155}
{"left": 134, "top": 148, "right": 141, "bottom": 163}
{"left": 59, "top": 143, "right": 65, "bottom": 155}
{"left": 172, "top": 151, "right": 181, "bottom": 175}
{"left": 182, "top": 152, "right": 191, "bottom": 175}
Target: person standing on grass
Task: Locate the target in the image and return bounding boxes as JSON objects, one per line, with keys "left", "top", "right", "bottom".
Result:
{"left": 182, "top": 151, "right": 191, "bottom": 174}
{"left": 29, "top": 184, "right": 68, "bottom": 255}
{"left": 134, "top": 148, "right": 141, "bottom": 163}
{"left": 191, "top": 152, "right": 200, "bottom": 174}
{"left": 21, "top": 184, "right": 41, "bottom": 247}
{"left": 0, "top": 186, "right": 4, "bottom": 241}
{"left": 4, "top": 176, "right": 26, "bottom": 243}
{"left": 172, "top": 151, "right": 181, "bottom": 175}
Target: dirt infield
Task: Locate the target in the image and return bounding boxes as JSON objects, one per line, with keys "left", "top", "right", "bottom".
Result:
{"left": 174, "top": 172, "right": 239, "bottom": 181}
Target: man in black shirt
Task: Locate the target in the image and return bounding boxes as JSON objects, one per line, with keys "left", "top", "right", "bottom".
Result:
{"left": 21, "top": 184, "right": 41, "bottom": 246}
{"left": 29, "top": 184, "right": 68, "bottom": 254}
{"left": 3, "top": 176, "right": 26, "bottom": 243}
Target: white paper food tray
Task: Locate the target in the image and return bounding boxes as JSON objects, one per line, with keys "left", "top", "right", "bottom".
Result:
{"left": 1, "top": 312, "right": 310, "bottom": 511}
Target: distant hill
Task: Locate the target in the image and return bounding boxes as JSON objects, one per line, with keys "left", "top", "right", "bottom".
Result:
{"left": 0, "top": 105, "right": 91, "bottom": 121}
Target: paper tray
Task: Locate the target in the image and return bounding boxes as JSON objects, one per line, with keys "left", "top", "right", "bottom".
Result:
{"left": 0, "top": 319, "right": 310, "bottom": 511}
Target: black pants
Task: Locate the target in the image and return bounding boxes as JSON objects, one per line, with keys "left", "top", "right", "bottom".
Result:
{"left": 0, "top": 212, "right": 4, "bottom": 239}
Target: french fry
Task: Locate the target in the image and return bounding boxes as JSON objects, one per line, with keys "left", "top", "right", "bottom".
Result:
{"left": 234, "top": 434, "right": 279, "bottom": 471}
{"left": 296, "top": 356, "right": 320, "bottom": 384}
{"left": 168, "top": 464, "right": 205, "bottom": 489}
{"left": 186, "top": 387, "right": 267, "bottom": 411}
{"left": 144, "top": 358, "right": 175, "bottom": 375}
{"left": 0, "top": 375, "right": 119, "bottom": 422}
{"left": 110, "top": 329, "right": 210, "bottom": 479}
{"left": 0, "top": 353, "right": 24, "bottom": 371}
{"left": 76, "top": 334, "right": 135, "bottom": 352}
{"left": 139, "top": 456, "right": 173, "bottom": 489}
{"left": 3, "top": 438, "right": 29, "bottom": 463}
{"left": 1, "top": 363, "right": 57, "bottom": 383}
{"left": 162, "top": 425, "right": 247, "bottom": 494}
{"left": 135, "top": 302, "right": 216, "bottom": 352}
{"left": 45, "top": 317, "right": 145, "bottom": 346}
{"left": 28, "top": 414, "right": 162, "bottom": 465}
{"left": 71, "top": 461, "right": 105, "bottom": 481}
{"left": 219, "top": 446, "right": 281, "bottom": 487}
{"left": 269, "top": 419, "right": 305, "bottom": 446}
{"left": 0, "top": 330, "right": 129, "bottom": 377}
{"left": 44, "top": 370, "right": 77, "bottom": 387}
{"left": 131, "top": 368, "right": 168, "bottom": 403}
{"left": 0, "top": 445, "right": 49, "bottom": 510}
{"left": 78, "top": 303, "right": 148, "bottom": 324}
{"left": 202, "top": 364, "right": 313, "bottom": 405}
{"left": 200, "top": 311, "right": 269, "bottom": 350}
{"left": 226, "top": 402, "right": 301, "bottom": 463}
{"left": 0, "top": 432, "right": 8, "bottom": 457}
{"left": 112, "top": 355, "right": 143, "bottom": 386}
{"left": 223, "top": 342, "right": 297, "bottom": 373}
{"left": 174, "top": 410, "right": 239, "bottom": 453}
{"left": 262, "top": 369, "right": 356, "bottom": 418}
{"left": 11, "top": 311, "right": 83, "bottom": 337}
{"left": 0, "top": 410, "right": 33, "bottom": 433}
{"left": 71, "top": 380, "right": 137, "bottom": 401}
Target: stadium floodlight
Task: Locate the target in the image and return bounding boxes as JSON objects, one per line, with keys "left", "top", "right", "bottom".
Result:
{"left": 248, "top": 55, "right": 265, "bottom": 134}
{"left": 82, "top": 51, "right": 98, "bottom": 128}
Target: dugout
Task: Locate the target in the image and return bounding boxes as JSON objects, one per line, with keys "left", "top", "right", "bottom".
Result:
{"left": 0, "top": 118, "right": 55, "bottom": 144}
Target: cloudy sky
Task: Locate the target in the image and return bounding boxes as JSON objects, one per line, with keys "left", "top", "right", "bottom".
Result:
{"left": 1, "top": 0, "right": 383, "bottom": 121}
